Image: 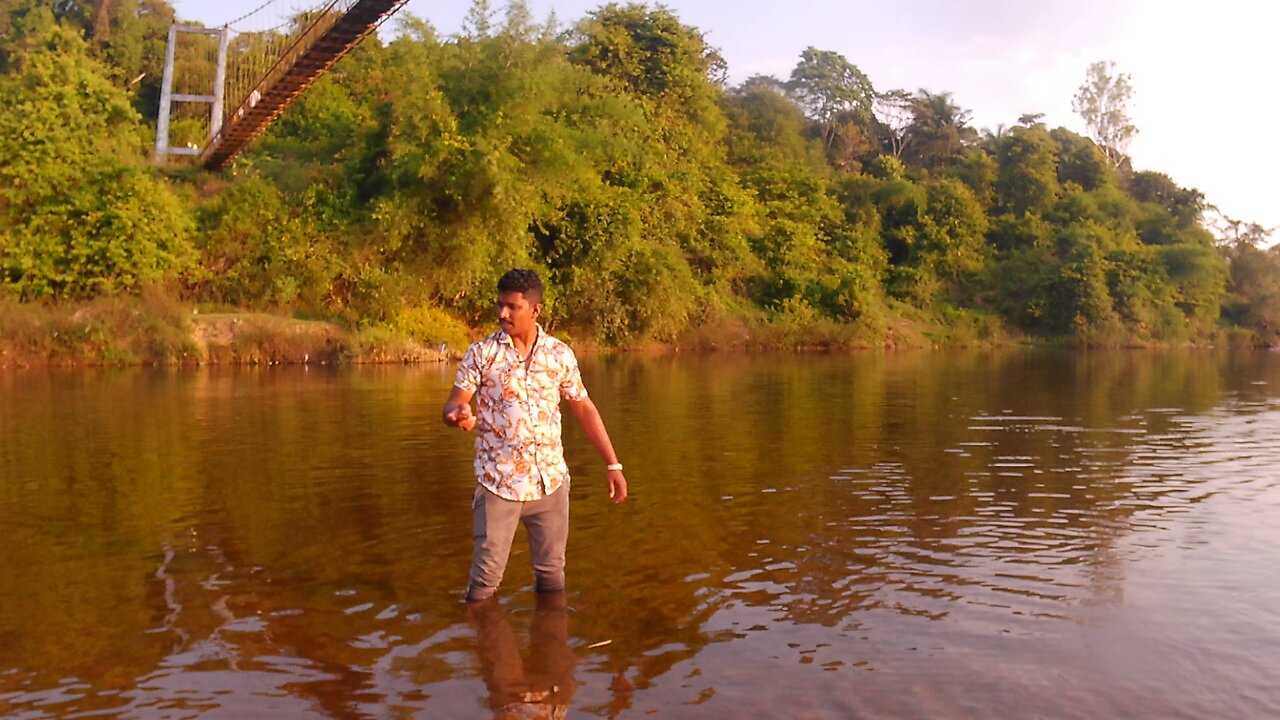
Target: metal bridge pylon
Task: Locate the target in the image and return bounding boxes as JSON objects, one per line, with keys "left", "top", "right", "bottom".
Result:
{"left": 154, "top": 0, "right": 409, "bottom": 171}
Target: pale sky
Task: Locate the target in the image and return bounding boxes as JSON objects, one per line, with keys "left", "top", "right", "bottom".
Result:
{"left": 174, "top": 0, "right": 1278, "bottom": 236}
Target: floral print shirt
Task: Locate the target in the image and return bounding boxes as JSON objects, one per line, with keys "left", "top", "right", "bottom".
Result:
{"left": 453, "top": 326, "right": 588, "bottom": 501}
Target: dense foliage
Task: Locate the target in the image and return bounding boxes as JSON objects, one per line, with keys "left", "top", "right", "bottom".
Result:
{"left": 1, "top": 3, "right": 192, "bottom": 299}
{"left": 2, "top": 0, "right": 1277, "bottom": 346}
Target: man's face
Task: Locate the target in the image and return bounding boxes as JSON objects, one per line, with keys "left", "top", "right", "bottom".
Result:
{"left": 497, "top": 290, "right": 540, "bottom": 336}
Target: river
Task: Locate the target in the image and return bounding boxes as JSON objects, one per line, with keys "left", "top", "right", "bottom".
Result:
{"left": 2, "top": 349, "right": 1278, "bottom": 718}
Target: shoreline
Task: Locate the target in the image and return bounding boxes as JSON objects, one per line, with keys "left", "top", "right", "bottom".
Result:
{"left": 1, "top": 304, "right": 1270, "bottom": 371}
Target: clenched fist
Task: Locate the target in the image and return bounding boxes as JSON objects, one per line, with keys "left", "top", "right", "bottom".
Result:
{"left": 445, "top": 403, "right": 477, "bottom": 432}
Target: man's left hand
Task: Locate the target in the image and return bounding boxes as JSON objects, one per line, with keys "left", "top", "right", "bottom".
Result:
{"left": 607, "top": 469, "right": 628, "bottom": 504}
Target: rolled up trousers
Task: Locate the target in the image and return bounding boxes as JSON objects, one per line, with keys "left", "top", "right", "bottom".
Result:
{"left": 467, "top": 483, "right": 569, "bottom": 601}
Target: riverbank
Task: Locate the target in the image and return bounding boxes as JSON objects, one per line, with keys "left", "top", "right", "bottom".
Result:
{"left": 0, "top": 294, "right": 1007, "bottom": 368}
{"left": 0, "top": 295, "right": 448, "bottom": 368}
{"left": 0, "top": 295, "right": 1265, "bottom": 369}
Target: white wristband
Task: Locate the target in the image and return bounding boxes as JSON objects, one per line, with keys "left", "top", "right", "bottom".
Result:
{"left": 606, "top": 463, "right": 623, "bottom": 472}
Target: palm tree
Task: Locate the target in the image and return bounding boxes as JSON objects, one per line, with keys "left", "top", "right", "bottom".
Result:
{"left": 901, "top": 90, "right": 977, "bottom": 170}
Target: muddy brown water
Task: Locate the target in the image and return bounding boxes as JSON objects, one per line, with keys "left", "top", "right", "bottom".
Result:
{"left": 2, "top": 349, "right": 1278, "bottom": 718}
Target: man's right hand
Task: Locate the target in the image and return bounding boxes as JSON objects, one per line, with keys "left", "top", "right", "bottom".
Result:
{"left": 442, "top": 386, "right": 477, "bottom": 431}
{"left": 445, "top": 402, "right": 477, "bottom": 431}
{"left": 456, "top": 404, "right": 476, "bottom": 431}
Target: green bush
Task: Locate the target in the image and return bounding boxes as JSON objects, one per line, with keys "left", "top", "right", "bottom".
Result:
{"left": 389, "top": 304, "right": 471, "bottom": 353}
{"left": 192, "top": 175, "right": 341, "bottom": 310}
{"left": 0, "top": 12, "right": 194, "bottom": 300}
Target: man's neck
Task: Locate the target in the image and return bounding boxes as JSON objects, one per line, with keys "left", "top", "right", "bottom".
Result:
{"left": 508, "top": 325, "right": 538, "bottom": 353}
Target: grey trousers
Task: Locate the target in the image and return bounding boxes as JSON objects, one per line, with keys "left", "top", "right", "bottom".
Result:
{"left": 467, "top": 483, "right": 569, "bottom": 601}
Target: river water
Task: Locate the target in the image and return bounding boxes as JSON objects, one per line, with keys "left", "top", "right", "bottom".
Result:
{"left": 1, "top": 349, "right": 1278, "bottom": 719}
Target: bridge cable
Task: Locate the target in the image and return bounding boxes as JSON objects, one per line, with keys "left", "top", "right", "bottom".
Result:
{"left": 221, "top": 0, "right": 290, "bottom": 29}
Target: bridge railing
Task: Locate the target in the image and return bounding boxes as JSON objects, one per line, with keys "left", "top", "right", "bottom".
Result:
{"left": 220, "top": 2, "right": 345, "bottom": 133}
{"left": 159, "top": 0, "right": 408, "bottom": 170}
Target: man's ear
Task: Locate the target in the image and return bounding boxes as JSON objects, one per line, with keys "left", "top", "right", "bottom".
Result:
{"left": 532, "top": 303, "right": 542, "bottom": 319}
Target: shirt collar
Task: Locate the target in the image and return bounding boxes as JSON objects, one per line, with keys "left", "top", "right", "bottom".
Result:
{"left": 497, "top": 324, "right": 543, "bottom": 351}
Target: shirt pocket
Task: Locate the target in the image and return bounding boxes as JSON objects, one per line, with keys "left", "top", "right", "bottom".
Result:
{"left": 526, "top": 368, "right": 561, "bottom": 407}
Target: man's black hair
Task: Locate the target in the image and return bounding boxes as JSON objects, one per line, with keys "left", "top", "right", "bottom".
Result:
{"left": 497, "top": 268, "right": 544, "bottom": 304}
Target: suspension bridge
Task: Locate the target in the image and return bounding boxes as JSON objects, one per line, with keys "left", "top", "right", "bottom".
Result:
{"left": 154, "top": 0, "right": 409, "bottom": 170}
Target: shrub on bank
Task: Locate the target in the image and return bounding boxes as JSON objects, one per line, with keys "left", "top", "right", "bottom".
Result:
{"left": 0, "top": 11, "right": 195, "bottom": 301}
{"left": 0, "top": 291, "right": 195, "bottom": 366}
{"left": 386, "top": 305, "right": 472, "bottom": 355}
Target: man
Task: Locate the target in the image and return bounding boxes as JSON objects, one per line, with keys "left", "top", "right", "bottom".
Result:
{"left": 442, "top": 268, "right": 627, "bottom": 602}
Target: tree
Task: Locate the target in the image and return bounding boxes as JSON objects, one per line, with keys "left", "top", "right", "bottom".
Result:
{"left": 736, "top": 73, "right": 787, "bottom": 94}
{"left": 786, "top": 47, "right": 874, "bottom": 151}
{"left": 45, "top": 0, "right": 111, "bottom": 38}
{"left": 1204, "top": 207, "right": 1274, "bottom": 249}
{"left": 873, "top": 88, "right": 913, "bottom": 158}
{"left": 1223, "top": 242, "right": 1280, "bottom": 341}
{"left": 901, "top": 89, "right": 976, "bottom": 170}
{"left": 1157, "top": 242, "right": 1226, "bottom": 330}
{"left": 724, "top": 79, "right": 826, "bottom": 170}
{"left": 0, "top": 6, "right": 193, "bottom": 299}
{"left": 1051, "top": 128, "right": 1109, "bottom": 191}
{"left": 48, "top": 0, "right": 175, "bottom": 120}
{"left": 824, "top": 108, "right": 879, "bottom": 173}
{"left": 1049, "top": 230, "right": 1121, "bottom": 340}
{"left": 993, "top": 125, "right": 1060, "bottom": 216}
{"left": 920, "top": 177, "right": 989, "bottom": 282}
{"left": 3, "top": 0, "right": 1255, "bottom": 347}
{"left": 571, "top": 3, "right": 726, "bottom": 108}
{"left": 1072, "top": 61, "right": 1137, "bottom": 169}
{"left": 461, "top": 0, "right": 495, "bottom": 37}
{"left": 944, "top": 147, "right": 997, "bottom": 209}
{"left": 1125, "top": 171, "right": 1214, "bottom": 248}
{"left": 1129, "top": 171, "right": 1205, "bottom": 226}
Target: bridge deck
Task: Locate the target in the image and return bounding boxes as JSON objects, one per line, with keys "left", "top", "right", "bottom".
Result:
{"left": 200, "top": 0, "right": 408, "bottom": 170}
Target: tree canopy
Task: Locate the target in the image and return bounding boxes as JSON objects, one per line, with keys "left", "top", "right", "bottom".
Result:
{"left": 1072, "top": 60, "right": 1138, "bottom": 170}
{"left": 1, "top": 0, "right": 1276, "bottom": 347}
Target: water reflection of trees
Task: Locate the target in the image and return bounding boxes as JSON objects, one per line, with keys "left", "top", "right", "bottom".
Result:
{"left": 564, "top": 349, "right": 1271, "bottom": 689}
{"left": 0, "top": 366, "right": 481, "bottom": 716}
{"left": 1, "top": 351, "right": 1277, "bottom": 714}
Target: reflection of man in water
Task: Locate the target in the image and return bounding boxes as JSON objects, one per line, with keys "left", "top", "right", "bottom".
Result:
{"left": 442, "top": 268, "right": 628, "bottom": 602}
{"left": 469, "top": 592, "right": 576, "bottom": 719}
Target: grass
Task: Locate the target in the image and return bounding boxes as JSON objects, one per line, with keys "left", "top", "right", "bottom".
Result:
{"left": 0, "top": 292, "right": 449, "bottom": 367}
{"left": 0, "top": 290, "right": 197, "bottom": 367}
{"left": 1, "top": 291, "right": 1262, "bottom": 369}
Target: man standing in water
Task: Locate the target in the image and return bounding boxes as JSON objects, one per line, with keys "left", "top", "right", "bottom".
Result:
{"left": 442, "top": 268, "right": 628, "bottom": 602}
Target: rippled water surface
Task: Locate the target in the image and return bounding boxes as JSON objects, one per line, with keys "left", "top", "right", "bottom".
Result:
{"left": 2, "top": 350, "right": 1279, "bottom": 718}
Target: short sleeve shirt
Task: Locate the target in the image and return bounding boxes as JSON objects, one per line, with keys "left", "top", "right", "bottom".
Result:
{"left": 453, "top": 325, "right": 588, "bottom": 501}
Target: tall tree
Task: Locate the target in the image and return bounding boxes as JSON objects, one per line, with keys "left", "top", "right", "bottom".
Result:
{"left": 1072, "top": 60, "right": 1137, "bottom": 169}
{"left": 901, "top": 89, "right": 976, "bottom": 170}
{"left": 724, "top": 78, "right": 825, "bottom": 170}
{"left": 873, "top": 88, "right": 913, "bottom": 158}
{"left": 571, "top": 3, "right": 726, "bottom": 106}
{"left": 462, "top": 0, "right": 494, "bottom": 38}
{"left": 786, "top": 47, "right": 874, "bottom": 151}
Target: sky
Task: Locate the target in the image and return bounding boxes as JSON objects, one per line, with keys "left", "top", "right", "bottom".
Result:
{"left": 173, "top": 0, "right": 1279, "bottom": 237}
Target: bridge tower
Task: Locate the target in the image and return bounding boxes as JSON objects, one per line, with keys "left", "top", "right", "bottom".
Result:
{"left": 153, "top": 24, "right": 230, "bottom": 163}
